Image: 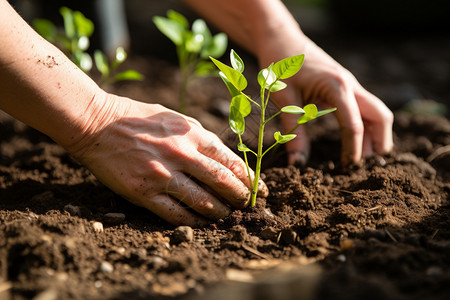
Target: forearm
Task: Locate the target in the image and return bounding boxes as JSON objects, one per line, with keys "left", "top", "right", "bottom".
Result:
{"left": 182, "top": 0, "right": 310, "bottom": 58}
{"left": 0, "top": 0, "right": 117, "bottom": 150}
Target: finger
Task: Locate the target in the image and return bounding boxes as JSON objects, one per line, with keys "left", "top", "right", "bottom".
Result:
{"left": 362, "top": 121, "right": 373, "bottom": 158}
{"left": 331, "top": 85, "right": 364, "bottom": 165}
{"left": 355, "top": 87, "right": 394, "bottom": 154}
{"left": 197, "top": 136, "right": 268, "bottom": 198}
{"left": 136, "top": 194, "right": 208, "bottom": 227}
{"left": 184, "top": 152, "right": 251, "bottom": 209}
{"left": 166, "top": 171, "right": 231, "bottom": 220}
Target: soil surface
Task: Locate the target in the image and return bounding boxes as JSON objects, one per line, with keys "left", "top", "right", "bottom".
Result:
{"left": 1, "top": 28, "right": 450, "bottom": 300}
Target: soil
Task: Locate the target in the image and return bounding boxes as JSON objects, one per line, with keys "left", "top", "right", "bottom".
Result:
{"left": 1, "top": 30, "right": 450, "bottom": 300}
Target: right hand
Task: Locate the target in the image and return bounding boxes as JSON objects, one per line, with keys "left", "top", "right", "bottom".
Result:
{"left": 67, "top": 94, "right": 267, "bottom": 226}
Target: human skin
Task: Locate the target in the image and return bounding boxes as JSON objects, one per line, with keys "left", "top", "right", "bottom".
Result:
{"left": 183, "top": 0, "right": 394, "bottom": 165}
{"left": 0, "top": 0, "right": 267, "bottom": 226}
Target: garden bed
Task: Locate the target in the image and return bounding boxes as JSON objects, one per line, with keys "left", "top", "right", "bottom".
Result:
{"left": 1, "top": 33, "right": 449, "bottom": 300}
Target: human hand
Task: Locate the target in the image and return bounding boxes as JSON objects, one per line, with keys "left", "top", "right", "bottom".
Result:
{"left": 67, "top": 94, "right": 268, "bottom": 226}
{"left": 258, "top": 40, "right": 394, "bottom": 166}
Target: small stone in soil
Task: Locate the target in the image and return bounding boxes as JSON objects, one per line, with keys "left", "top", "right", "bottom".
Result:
{"left": 100, "top": 261, "right": 114, "bottom": 273}
{"left": 171, "top": 226, "right": 194, "bottom": 244}
{"left": 103, "top": 212, "right": 126, "bottom": 225}
{"left": 92, "top": 221, "right": 103, "bottom": 233}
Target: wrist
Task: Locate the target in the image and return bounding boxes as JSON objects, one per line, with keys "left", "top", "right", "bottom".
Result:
{"left": 62, "top": 92, "right": 130, "bottom": 158}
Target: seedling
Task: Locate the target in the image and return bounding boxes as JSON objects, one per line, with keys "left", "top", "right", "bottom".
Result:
{"left": 33, "top": 7, "right": 143, "bottom": 85}
{"left": 211, "top": 50, "right": 336, "bottom": 206}
{"left": 153, "top": 10, "right": 228, "bottom": 113}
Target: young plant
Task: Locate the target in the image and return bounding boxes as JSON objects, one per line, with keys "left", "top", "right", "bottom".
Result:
{"left": 33, "top": 7, "right": 143, "bottom": 85}
{"left": 153, "top": 10, "right": 228, "bottom": 113}
{"left": 210, "top": 50, "right": 336, "bottom": 206}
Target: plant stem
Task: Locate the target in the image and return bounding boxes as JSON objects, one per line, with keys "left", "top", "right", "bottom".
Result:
{"left": 239, "top": 135, "right": 254, "bottom": 190}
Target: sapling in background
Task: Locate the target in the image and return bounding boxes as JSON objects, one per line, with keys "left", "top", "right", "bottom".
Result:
{"left": 33, "top": 7, "right": 143, "bottom": 86}
{"left": 153, "top": 10, "right": 228, "bottom": 113}
{"left": 211, "top": 50, "right": 336, "bottom": 206}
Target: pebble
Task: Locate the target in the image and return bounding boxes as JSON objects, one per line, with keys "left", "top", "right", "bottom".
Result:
{"left": 148, "top": 256, "right": 166, "bottom": 269}
{"left": 92, "top": 222, "right": 104, "bottom": 233}
{"left": 100, "top": 261, "right": 114, "bottom": 273}
{"left": 171, "top": 226, "right": 194, "bottom": 244}
{"left": 103, "top": 213, "right": 126, "bottom": 225}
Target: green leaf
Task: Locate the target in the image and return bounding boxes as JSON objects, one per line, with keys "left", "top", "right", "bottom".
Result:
{"left": 94, "top": 50, "right": 109, "bottom": 76}
{"left": 192, "top": 19, "right": 211, "bottom": 44}
{"left": 77, "top": 52, "right": 92, "bottom": 72}
{"left": 316, "top": 107, "right": 337, "bottom": 117}
{"left": 153, "top": 16, "right": 185, "bottom": 46}
{"left": 280, "top": 105, "right": 305, "bottom": 114}
{"left": 201, "top": 32, "right": 228, "bottom": 58}
{"left": 60, "top": 7, "right": 75, "bottom": 39}
{"left": 229, "top": 106, "right": 245, "bottom": 135}
{"left": 230, "top": 49, "right": 244, "bottom": 73}
{"left": 167, "top": 10, "right": 189, "bottom": 29}
{"left": 113, "top": 70, "right": 144, "bottom": 82}
{"left": 269, "top": 80, "right": 287, "bottom": 92}
{"left": 73, "top": 10, "right": 94, "bottom": 38}
{"left": 195, "top": 61, "right": 217, "bottom": 77}
{"left": 185, "top": 31, "right": 203, "bottom": 53}
{"left": 237, "top": 143, "right": 251, "bottom": 152}
{"left": 297, "top": 103, "right": 318, "bottom": 124}
{"left": 257, "top": 65, "right": 276, "bottom": 89}
{"left": 274, "top": 131, "right": 297, "bottom": 144}
{"left": 230, "top": 95, "right": 251, "bottom": 117}
{"left": 32, "top": 19, "right": 57, "bottom": 42}
{"left": 115, "top": 47, "right": 127, "bottom": 63}
{"left": 210, "top": 57, "right": 247, "bottom": 91}
{"left": 218, "top": 72, "right": 241, "bottom": 97}
{"left": 273, "top": 54, "right": 304, "bottom": 79}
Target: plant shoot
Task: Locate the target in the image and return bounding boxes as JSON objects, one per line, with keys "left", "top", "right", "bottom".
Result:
{"left": 211, "top": 50, "right": 336, "bottom": 206}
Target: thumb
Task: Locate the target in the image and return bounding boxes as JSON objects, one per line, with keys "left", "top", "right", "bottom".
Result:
{"left": 280, "top": 112, "right": 310, "bottom": 166}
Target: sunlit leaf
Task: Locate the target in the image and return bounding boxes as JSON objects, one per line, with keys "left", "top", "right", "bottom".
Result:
{"left": 210, "top": 57, "right": 247, "bottom": 91}
{"left": 94, "top": 50, "right": 109, "bottom": 76}
{"left": 237, "top": 143, "right": 251, "bottom": 152}
{"left": 195, "top": 61, "right": 217, "bottom": 77}
{"left": 201, "top": 33, "right": 227, "bottom": 58}
{"left": 316, "top": 107, "right": 337, "bottom": 117}
{"left": 230, "top": 49, "right": 244, "bottom": 73}
{"left": 113, "top": 70, "right": 144, "bottom": 82}
{"left": 257, "top": 65, "right": 276, "bottom": 89}
{"left": 273, "top": 54, "right": 304, "bottom": 79}
{"left": 274, "top": 131, "right": 297, "bottom": 144}
{"left": 229, "top": 106, "right": 245, "bottom": 135}
{"left": 115, "top": 47, "right": 127, "bottom": 63}
{"left": 280, "top": 105, "right": 305, "bottom": 114}
{"left": 73, "top": 10, "right": 94, "bottom": 38}
{"left": 153, "top": 16, "right": 185, "bottom": 46}
{"left": 167, "top": 10, "right": 189, "bottom": 29}
{"left": 218, "top": 72, "right": 241, "bottom": 97}
{"left": 231, "top": 95, "right": 251, "bottom": 117}
{"left": 269, "top": 80, "right": 287, "bottom": 92}
{"left": 60, "top": 7, "right": 75, "bottom": 39}
{"left": 297, "top": 103, "right": 318, "bottom": 124}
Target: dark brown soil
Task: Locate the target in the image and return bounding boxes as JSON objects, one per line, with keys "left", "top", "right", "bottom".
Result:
{"left": 1, "top": 33, "right": 450, "bottom": 300}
